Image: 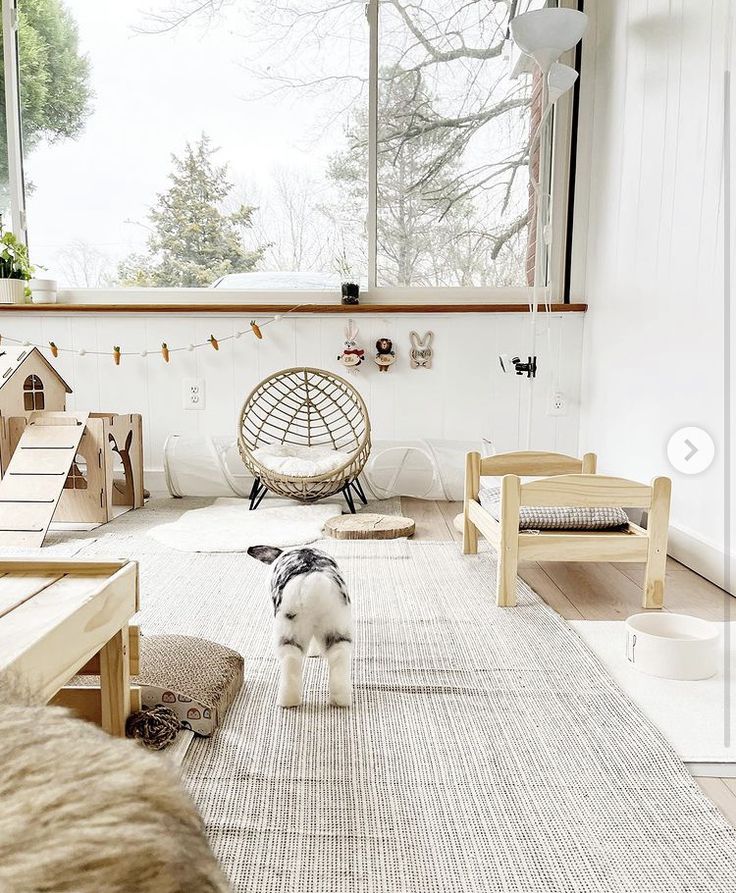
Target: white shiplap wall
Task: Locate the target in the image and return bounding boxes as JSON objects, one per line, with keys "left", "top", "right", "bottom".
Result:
{"left": 573, "top": 0, "right": 734, "bottom": 587}
{"left": 0, "top": 310, "right": 584, "bottom": 476}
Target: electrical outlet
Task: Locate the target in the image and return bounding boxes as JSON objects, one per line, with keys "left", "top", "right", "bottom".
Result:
{"left": 548, "top": 391, "right": 567, "bottom": 416}
{"left": 183, "top": 378, "right": 205, "bottom": 410}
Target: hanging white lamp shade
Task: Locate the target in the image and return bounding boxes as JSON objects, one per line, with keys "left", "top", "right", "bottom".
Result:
{"left": 547, "top": 62, "right": 579, "bottom": 102}
{"left": 509, "top": 8, "right": 588, "bottom": 73}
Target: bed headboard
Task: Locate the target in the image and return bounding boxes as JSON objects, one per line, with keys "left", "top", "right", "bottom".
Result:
{"left": 477, "top": 451, "right": 597, "bottom": 477}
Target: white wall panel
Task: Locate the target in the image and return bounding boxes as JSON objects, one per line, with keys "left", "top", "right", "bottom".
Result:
{"left": 0, "top": 310, "right": 584, "bottom": 476}
{"left": 575, "top": 0, "right": 734, "bottom": 588}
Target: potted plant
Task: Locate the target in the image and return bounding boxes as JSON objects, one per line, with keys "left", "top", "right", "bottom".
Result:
{"left": 0, "top": 230, "right": 32, "bottom": 304}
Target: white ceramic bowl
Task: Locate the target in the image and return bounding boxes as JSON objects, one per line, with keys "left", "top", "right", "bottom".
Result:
{"left": 625, "top": 612, "right": 721, "bottom": 680}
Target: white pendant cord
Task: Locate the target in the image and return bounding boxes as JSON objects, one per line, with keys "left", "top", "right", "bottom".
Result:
{"left": 526, "top": 74, "right": 551, "bottom": 449}
{"left": 508, "top": 9, "right": 586, "bottom": 449}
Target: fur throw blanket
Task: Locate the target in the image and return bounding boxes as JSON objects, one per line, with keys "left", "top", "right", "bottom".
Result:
{"left": 0, "top": 687, "right": 229, "bottom": 893}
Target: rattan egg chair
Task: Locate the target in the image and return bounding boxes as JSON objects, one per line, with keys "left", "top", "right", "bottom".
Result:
{"left": 238, "top": 367, "right": 371, "bottom": 512}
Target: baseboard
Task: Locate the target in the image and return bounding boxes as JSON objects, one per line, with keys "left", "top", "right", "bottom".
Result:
{"left": 144, "top": 468, "right": 168, "bottom": 494}
{"left": 668, "top": 523, "right": 735, "bottom": 596}
{"left": 687, "top": 762, "right": 736, "bottom": 778}
{"left": 144, "top": 467, "right": 256, "bottom": 497}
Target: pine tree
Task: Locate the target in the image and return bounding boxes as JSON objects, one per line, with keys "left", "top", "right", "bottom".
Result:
{"left": 0, "top": 0, "right": 92, "bottom": 188}
{"left": 119, "top": 135, "right": 267, "bottom": 287}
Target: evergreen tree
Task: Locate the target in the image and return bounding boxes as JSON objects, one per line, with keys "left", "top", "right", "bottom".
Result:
{"left": 0, "top": 0, "right": 92, "bottom": 185}
{"left": 119, "top": 135, "right": 268, "bottom": 287}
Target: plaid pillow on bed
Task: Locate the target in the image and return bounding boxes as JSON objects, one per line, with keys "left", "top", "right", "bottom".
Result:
{"left": 478, "top": 482, "right": 630, "bottom": 531}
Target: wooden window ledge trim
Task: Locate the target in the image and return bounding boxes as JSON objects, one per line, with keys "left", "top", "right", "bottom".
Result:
{"left": 0, "top": 302, "right": 587, "bottom": 314}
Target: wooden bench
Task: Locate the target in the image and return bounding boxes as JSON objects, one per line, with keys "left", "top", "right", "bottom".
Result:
{"left": 0, "top": 559, "right": 139, "bottom": 735}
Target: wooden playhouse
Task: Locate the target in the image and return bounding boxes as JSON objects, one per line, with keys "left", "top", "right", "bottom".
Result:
{"left": 0, "top": 346, "right": 144, "bottom": 547}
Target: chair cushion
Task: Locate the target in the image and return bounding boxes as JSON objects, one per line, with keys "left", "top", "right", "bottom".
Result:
{"left": 479, "top": 479, "right": 630, "bottom": 531}
{"left": 252, "top": 443, "right": 351, "bottom": 477}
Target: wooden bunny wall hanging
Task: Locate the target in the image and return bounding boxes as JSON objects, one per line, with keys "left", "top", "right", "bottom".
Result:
{"left": 374, "top": 338, "right": 396, "bottom": 373}
{"left": 337, "top": 320, "right": 365, "bottom": 372}
{"left": 409, "top": 331, "right": 434, "bottom": 369}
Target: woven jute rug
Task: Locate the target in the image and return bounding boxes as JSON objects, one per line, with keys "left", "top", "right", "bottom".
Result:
{"left": 61, "top": 513, "right": 736, "bottom": 891}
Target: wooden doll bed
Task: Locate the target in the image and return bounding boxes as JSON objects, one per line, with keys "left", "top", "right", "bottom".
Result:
{"left": 462, "top": 451, "right": 671, "bottom": 609}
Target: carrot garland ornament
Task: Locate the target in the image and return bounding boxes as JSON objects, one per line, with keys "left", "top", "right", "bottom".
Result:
{"left": 0, "top": 304, "right": 302, "bottom": 359}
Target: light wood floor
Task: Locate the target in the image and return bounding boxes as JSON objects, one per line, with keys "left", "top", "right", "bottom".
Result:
{"left": 401, "top": 498, "right": 736, "bottom": 826}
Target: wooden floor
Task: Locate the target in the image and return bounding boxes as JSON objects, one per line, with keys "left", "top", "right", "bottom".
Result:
{"left": 401, "top": 498, "right": 736, "bottom": 827}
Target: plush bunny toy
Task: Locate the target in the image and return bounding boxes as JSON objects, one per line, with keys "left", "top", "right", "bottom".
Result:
{"left": 337, "top": 321, "right": 365, "bottom": 372}
{"left": 409, "top": 331, "right": 434, "bottom": 369}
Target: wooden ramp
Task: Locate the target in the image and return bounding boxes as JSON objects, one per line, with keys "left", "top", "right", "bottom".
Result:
{"left": 0, "top": 412, "right": 89, "bottom": 548}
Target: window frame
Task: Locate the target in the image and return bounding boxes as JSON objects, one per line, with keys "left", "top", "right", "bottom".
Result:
{"left": 2, "top": 0, "right": 577, "bottom": 306}
{"left": 2, "top": 0, "right": 26, "bottom": 242}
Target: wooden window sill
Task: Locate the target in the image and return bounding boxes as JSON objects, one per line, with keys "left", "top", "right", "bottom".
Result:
{"left": 0, "top": 302, "right": 587, "bottom": 314}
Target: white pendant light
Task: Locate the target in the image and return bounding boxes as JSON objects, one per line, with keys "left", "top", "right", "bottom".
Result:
{"left": 547, "top": 62, "right": 579, "bottom": 102}
{"left": 509, "top": 8, "right": 588, "bottom": 73}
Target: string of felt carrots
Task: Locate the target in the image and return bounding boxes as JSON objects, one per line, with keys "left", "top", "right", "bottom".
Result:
{"left": 0, "top": 303, "right": 307, "bottom": 364}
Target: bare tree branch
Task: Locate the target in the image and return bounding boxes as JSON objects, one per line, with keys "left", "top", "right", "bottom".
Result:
{"left": 386, "top": 0, "right": 505, "bottom": 66}
{"left": 132, "top": 0, "right": 534, "bottom": 287}
{"left": 135, "top": 0, "right": 233, "bottom": 34}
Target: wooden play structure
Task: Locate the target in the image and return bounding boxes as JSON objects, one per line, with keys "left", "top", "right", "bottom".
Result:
{"left": 462, "top": 450, "right": 671, "bottom": 610}
{"left": 0, "top": 557, "right": 140, "bottom": 736}
{"left": 0, "top": 346, "right": 71, "bottom": 472}
{"left": 0, "top": 347, "right": 144, "bottom": 547}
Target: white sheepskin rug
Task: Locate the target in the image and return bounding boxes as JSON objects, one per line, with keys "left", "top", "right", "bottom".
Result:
{"left": 146, "top": 498, "right": 339, "bottom": 552}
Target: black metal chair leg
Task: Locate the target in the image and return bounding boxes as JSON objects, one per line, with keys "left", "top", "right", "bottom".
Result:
{"left": 350, "top": 477, "right": 368, "bottom": 505}
{"left": 249, "top": 477, "right": 268, "bottom": 510}
{"left": 342, "top": 483, "right": 356, "bottom": 514}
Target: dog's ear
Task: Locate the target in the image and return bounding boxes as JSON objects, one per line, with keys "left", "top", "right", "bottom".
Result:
{"left": 247, "top": 545, "right": 283, "bottom": 564}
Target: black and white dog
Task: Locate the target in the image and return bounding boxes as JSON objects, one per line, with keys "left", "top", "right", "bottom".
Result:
{"left": 247, "top": 546, "right": 353, "bottom": 708}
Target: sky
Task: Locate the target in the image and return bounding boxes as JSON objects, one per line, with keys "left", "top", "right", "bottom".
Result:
{"left": 24, "top": 0, "right": 368, "bottom": 285}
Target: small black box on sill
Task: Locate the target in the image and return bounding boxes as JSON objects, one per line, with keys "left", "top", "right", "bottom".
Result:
{"left": 341, "top": 282, "right": 360, "bottom": 305}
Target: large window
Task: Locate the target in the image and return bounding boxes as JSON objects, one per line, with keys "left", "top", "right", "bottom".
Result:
{"left": 377, "top": 2, "right": 533, "bottom": 287}
{"left": 1, "top": 0, "right": 558, "bottom": 296}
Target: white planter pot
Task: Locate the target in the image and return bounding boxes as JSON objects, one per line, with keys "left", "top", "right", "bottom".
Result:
{"left": 29, "top": 278, "right": 57, "bottom": 304}
{"left": 625, "top": 612, "right": 721, "bottom": 680}
{"left": 0, "top": 278, "right": 27, "bottom": 304}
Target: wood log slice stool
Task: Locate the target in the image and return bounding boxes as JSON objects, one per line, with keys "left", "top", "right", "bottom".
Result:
{"left": 324, "top": 513, "right": 415, "bottom": 540}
